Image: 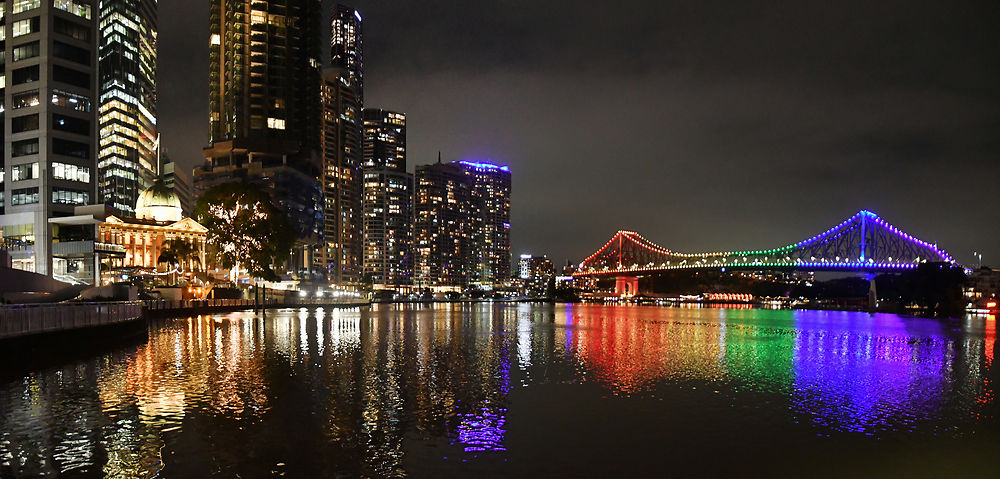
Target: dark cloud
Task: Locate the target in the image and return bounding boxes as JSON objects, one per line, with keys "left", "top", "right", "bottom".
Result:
{"left": 160, "top": 0, "right": 1000, "bottom": 267}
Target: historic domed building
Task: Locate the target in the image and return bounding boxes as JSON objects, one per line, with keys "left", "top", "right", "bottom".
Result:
{"left": 135, "top": 179, "right": 184, "bottom": 223}
{"left": 98, "top": 179, "right": 208, "bottom": 277}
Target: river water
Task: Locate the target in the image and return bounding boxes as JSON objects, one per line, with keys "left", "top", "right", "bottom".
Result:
{"left": 1, "top": 304, "right": 997, "bottom": 478}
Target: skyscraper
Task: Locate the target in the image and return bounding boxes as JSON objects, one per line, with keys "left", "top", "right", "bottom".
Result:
{"left": 414, "top": 159, "right": 512, "bottom": 289}
{"left": 330, "top": 3, "right": 362, "bottom": 102}
{"left": 414, "top": 161, "right": 472, "bottom": 289}
{"left": 319, "top": 3, "right": 365, "bottom": 285}
{"left": 198, "top": 0, "right": 324, "bottom": 278}
{"left": 319, "top": 71, "right": 362, "bottom": 284}
{"left": 461, "top": 161, "right": 512, "bottom": 283}
{"left": 97, "top": 0, "right": 157, "bottom": 218}
{"left": 1, "top": 0, "right": 100, "bottom": 280}
{"left": 206, "top": 0, "right": 321, "bottom": 167}
{"left": 361, "top": 109, "right": 412, "bottom": 287}
{"left": 362, "top": 109, "right": 404, "bottom": 170}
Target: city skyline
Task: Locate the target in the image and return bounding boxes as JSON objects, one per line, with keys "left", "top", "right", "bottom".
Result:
{"left": 157, "top": 0, "right": 998, "bottom": 267}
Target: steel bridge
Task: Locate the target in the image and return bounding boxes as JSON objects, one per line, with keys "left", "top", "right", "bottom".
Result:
{"left": 573, "top": 210, "right": 958, "bottom": 295}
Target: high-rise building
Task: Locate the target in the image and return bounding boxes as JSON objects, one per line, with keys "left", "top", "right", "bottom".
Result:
{"left": 318, "top": 3, "right": 364, "bottom": 286}
{"left": 414, "top": 161, "right": 472, "bottom": 289}
{"left": 361, "top": 109, "right": 411, "bottom": 287}
{"left": 519, "top": 254, "right": 554, "bottom": 295}
{"left": 319, "top": 71, "right": 362, "bottom": 285}
{"left": 414, "top": 159, "right": 511, "bottom": 289}
{"left": 198, "top": 0, "right": 324, "bottom": 278}
{"left": 330, "top": 3, "right": 362, "bottom": 102}
{"left": 206, "top": 0, "right": 321, "bottom": 167}
{"left": 97, "top": 0, "right": 157, "bottom": 218}
{"left": 461, "top": 161, "right": 512, "bottom": 283}
{"left": 162, "top": 160, "right": 193, "bottom": 216}
{"left": 362, "top": 108, "right": 404, "bottom": 170}
{"left": 1, "top": 0, "right": 101, "bottom": 281}
{"left": 362, "top": 168, "right": 412, "bottom": 287}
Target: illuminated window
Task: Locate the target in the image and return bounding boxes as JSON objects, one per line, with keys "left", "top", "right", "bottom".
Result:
{"left": 11, "top": 162, "right": 39, "bottom": 181}
{"left": 12, "top": 89, "right": 40, "bottom": 109}
{"left": 54, "top": 0, "right": 91, "bottom": 19}
{"left": 11, "top": 0, "right": 41, "bottom": 15}
{"left": 11, "top": 188, "right": 40, "bottom": 206}
{"left": 52, "top": 89, "right": 92, "bottom": 112}
{"left": 267, "top": 117, "right": 286, "bottom": 130}
{"left": 12, "top": 17, "right": 39, "bottom": 37}
{"left": 53, "top": 162, "right": 91, "bottom": 182}
{"left": 52, "top": 188, "right": 90, "bottom": 205}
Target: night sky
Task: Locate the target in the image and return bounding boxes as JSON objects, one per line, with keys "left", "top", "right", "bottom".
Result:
{"left": 159, "top": 0, "right": 999, "bottom": 268}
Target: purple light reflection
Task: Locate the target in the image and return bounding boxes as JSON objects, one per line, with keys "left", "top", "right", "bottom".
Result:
{"left": 455, "top": 407, "right": 508, "bottom": 452}
{"left": 791, "top": 313, "right": 951, "bottom": 435}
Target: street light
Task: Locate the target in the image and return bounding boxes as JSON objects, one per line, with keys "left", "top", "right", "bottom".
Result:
{"left": 974, "top": 251, "right": 982, "bottom": 269}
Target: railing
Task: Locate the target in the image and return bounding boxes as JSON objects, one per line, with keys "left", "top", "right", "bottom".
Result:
{"left": 0, "top": 301, "right": 144, "bottom": 340}
{"left": 143, "top": 297, "right": 368, "bottom": 312}
{"left": 144, "top": 298, "right": 278, "bottom": 311}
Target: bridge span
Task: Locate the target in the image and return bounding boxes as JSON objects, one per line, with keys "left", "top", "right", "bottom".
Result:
{"left": 573, "top": 210, "right": 959, "bottom": 296}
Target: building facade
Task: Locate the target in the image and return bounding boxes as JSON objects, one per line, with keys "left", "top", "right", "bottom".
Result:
{"left": 414, "top": 161, "right": 471, "bottom": 289}
{"left": 361, "top": 108, "right": 403, "bottom": 169}
{"left": 414, "top": 160, "right": 511, "bottom": 289}
{"left": 361, "top": 108, "right": 411, "bottom": 288}
{"left": 162, "top": 159, "right": 192, "bottom": 216}
{"left": 319, "top": 70, "right": 362, "bottom": 285}
{"left": 1, "top": 0, "right": 100, "bottom": 281}
{"left": 330, "top": 3, "right": 361, "bottom": 102}
{"left": 198, "top": 0, "right": 324, "bottom": 278}
{"left": 318, "top": 3, "right": 364, "bottom": 285}
{"left": 461, "top": 161, "right": 512, "bottom": 284}
{"left": 519, "top": 254, "right": 554, "bottom": 295}
{"left": 362, "top": 168, "right": 412, "bottom": 288}
{"left": 99, "top": 180, "right": 207, "bottom": 277}
{"left": 97, "top": 0, "right": 157, "bottom": 217}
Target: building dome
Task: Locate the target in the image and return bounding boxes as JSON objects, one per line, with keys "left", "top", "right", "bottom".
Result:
{"left": 135, "top": 178, "right": 183, "bottom": 222}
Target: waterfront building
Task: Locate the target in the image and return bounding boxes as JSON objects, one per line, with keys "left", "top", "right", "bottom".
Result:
{"left": 0, "top": 0, "right": 100, "bottom": 281}
{"left": 414, "top": 161, "right": 471, "bottom": 289}
{"left": 964, "top": 267, "right": 1000, "bottom": 302}
{"left": 197, "top": 0, "right": 324, "bottom": 278}
{"left": 361, "top": 109, "right": 411, "bottom": 288}
{"left": 319, "top": 70, "right": 363, "bottom": 285}
{"left": 98, "top": 179, "right": 207, "bottom": 279}
{"left": 318, "top": 4, "right": 364, "bottom": 285}
{"left": 414, "top": 159, "right": 511, "bottom": 289}
{"left": 463, "top": 161, "right": 512, "bottom": 284}
{"left": 362, "top": 168, "right": 413, "bottom": 288}
{"left": 519, "top": 254, "right": 554, "bottom": 280}
{"left": 330, "top": 3, "right": 362, "bottom": 102}
{"left": 519, "top": 254, "right": 555, "bottom": 296}
{"left": 97, "top": 0, "right": 157, "bottom": 218}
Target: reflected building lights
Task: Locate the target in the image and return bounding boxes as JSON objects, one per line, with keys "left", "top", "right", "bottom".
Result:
{"left": 0, "top": 306, "right": 995, "bottom": 476}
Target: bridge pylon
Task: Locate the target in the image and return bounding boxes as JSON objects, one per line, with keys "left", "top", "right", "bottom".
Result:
{"left": 615, "top": 276, "right": 639, "bottom": 297}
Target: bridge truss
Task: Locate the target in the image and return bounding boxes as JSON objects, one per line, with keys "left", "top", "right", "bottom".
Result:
{"left": 575, "top": 210, "right": 958, "bottom": 277}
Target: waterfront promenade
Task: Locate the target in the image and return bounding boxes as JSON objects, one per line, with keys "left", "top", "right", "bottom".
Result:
{"left": 0, "top": 298, "right": 370, "bottom": 341}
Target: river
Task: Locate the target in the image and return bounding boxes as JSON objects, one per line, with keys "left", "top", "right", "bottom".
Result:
{"left": 1, "top": 304, "right": 997, "bottom": 477}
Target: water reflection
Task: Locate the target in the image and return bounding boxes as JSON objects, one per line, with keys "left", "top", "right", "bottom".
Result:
{"left": 0, "top": 304, "right": 995, "bottom": 476}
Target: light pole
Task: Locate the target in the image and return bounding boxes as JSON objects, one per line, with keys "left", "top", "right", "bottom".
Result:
{"left": 974, "top": 251, "right": 982, "bottom": 269}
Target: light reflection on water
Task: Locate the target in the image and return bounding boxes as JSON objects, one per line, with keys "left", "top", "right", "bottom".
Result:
{"left": 0, "top": 304, "right": 996, "bottom": 477}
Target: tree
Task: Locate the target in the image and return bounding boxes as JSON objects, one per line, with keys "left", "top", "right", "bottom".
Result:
{"left": 194, "top": 182, "right": 296, "bottom": 282}
{"left": 160, "top": 239, "right": 200, "bottom": 272}
{"left": 899, "top": 262, "right": 967, "bottom": 318}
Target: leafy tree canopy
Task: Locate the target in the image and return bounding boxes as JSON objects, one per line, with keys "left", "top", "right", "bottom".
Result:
{"left": 194, "top": 182, "right": 296, "bottom": 281}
